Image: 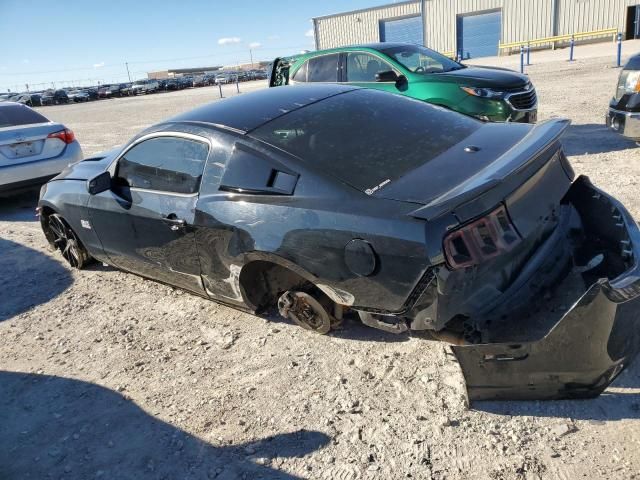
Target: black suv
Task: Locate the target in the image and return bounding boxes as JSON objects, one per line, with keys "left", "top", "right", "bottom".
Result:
{"left": 607, "top": 53, "right": 640, "bottom": 143}
{"left": 41, "top": 89, "right": 69, "bottom": 105}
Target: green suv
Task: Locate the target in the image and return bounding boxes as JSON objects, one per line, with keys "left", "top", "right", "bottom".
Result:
{"left": 269, "top": 43, "right": 537, "bottom": 123}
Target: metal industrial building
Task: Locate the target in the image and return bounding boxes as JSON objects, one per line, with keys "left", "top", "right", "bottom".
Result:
{"left": 312, "top": 0, "right": 640, "bottom": 58}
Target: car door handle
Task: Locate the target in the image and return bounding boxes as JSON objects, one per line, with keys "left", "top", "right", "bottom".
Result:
{"left": 162, "top": 214, "right": 186, "bottom": 231}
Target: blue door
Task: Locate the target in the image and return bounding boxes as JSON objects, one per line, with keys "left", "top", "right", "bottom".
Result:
{"left": 457, "top": 10, "right": 502, "bottom": 59}
{"left": 380, "top": 15, "right": 423, "bottom": 45}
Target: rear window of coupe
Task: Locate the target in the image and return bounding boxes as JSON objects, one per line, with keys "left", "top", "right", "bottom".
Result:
{"left": 0, "top": 104, "right": 49, "bottom": 128}
{"left": 250, "top": 89, "right": 480, "bottom": 193}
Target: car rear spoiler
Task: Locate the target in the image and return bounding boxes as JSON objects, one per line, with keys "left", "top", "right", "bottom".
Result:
{"left": 410, "top": 119, "right": 571, "bottom": 221}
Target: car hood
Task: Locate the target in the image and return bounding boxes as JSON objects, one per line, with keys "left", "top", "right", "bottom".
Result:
{"left": 373, "top": 119, "right": 570, "bottom": 221}
{"left": 53, "top": 146, "right": 120, "bottom": 181}
{"left": 430, "top": 65, "right": 530, "bottom": 89}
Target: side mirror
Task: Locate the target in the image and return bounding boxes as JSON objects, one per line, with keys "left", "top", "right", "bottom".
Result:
{"left": 87, "top": 171, "right": 111, "bottom": 195}
{"left": 395, "top": 74, "right": 409, "bottom": 90}
{"left": 375, "top": 70, "right": 398, "bottom": 82}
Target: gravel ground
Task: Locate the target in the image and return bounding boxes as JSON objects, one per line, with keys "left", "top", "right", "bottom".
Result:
{"left": 2, "top": 47, "right": 640, "bottom": 480}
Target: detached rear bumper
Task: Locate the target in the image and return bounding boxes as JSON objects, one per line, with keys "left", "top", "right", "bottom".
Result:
{"left": 606, "top": 107, "right": 640, "bottom": 141}
{"left": 453, "top": 177, "right": 640, "bottom": 401}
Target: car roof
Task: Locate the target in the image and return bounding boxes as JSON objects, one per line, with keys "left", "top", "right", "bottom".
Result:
{"left": 352, "top": 42, "right": 411, "bottom": 51}
{"left": 165, "top": 84, "right": 359, "bottom": 133}
{"left": 291, "top": 42, "right": 419, "bottom": 59}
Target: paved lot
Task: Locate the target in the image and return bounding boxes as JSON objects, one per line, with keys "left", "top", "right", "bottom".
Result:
{"left": 1, "top": 48, "right": 640, "bottom": 480}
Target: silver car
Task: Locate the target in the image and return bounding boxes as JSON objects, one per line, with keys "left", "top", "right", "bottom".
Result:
{"left": 0, "top": 102, "right": 82, "bottom": 194}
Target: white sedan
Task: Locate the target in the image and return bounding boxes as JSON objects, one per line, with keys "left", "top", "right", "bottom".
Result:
{"left": 0, "top": 102, "right": 82, "bottom": 195}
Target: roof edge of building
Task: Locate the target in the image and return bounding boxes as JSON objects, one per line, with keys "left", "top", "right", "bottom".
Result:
{"left": 311, "top": 0, "right": 420, "bottom": 22}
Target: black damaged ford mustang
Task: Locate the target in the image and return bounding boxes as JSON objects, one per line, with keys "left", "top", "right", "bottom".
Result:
{"left": 38, "top": 85, "right": 640, "bottom": 401}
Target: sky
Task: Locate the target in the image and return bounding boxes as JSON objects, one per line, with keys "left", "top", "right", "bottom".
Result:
{"left": 0, "top": 0, "right": 393, "bottom": 92}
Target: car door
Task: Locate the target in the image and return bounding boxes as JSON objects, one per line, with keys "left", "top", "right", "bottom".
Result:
{"left": 87, "top": 132, "right": 210, "bottom": 294}
{"left": 343, "top": 51, "right": 402, "bottom": 94}
{"left": 291, "top": 53, "right": 341, "bottom": 84}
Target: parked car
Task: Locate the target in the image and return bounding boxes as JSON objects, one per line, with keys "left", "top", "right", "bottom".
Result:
{"left": 119, "top": 83, "right": 133, "bottom": 96}
{"left": 176, "top": 77, "right": 191, "bottom": 89}
{"left": 85, "top": 88, "right": 99, "bottom": 100}
{"left": 67, "top": 90, "right": 90, "bottom": 102}
{"left": 37, "top": 84, "right": 640, "bottom": 401}
{"left": 203, "top": 73, "right": 217, "bottom": 85}
{"left": 606, "top": 53, "right": 640, "bottom": 144}
{"left": 251, "top": 69, "right": 268, "bottom": 80}
{"left": 11, "top": 93, "right": 42, "bottom": 107}
{"left": 41, "top": 89, "right": 69, "bottom": 105}
{"left": 270, "top": 42, "right": 537, "bottom": 123}
{"left": 98, "top": 84, "right": 125, "bottom": 98}
{"left": 192, "top": 76, "right": 207, "bottom": 87}
{"left": 214, "top": 73, "right": 231, "bottom": 84}
{"left": 130, "top": 80, "right": 160, "bottom": 95}
{"left": 165, "top": 79, "right": 180, "bottom": 90}
{"left": 0, "top": 102, "right": 82, "bottom": 194}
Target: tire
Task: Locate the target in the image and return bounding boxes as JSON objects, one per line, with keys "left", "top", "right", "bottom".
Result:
{"left": 47, "top": 213, "right": 91, "bottom": 269}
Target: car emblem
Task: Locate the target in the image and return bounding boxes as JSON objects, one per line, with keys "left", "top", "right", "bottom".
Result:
{"left": 14, "top": 136, "right": 26, "bottom": 142}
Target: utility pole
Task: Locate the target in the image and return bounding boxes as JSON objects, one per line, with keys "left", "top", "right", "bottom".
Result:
{"left": 249, "top": 49, "right": 254, "bottom": 68}
{"left": 125, "top": 62, "right": 132, "bottom": 82}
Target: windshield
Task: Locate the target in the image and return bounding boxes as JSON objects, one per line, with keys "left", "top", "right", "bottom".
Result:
{"left": 379, "top": 44, "right": 463, "bottom": 74}
{"left": 251, "top": 89, "right": 479, "bottom": 193}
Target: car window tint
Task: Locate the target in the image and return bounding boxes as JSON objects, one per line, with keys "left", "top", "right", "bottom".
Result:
{"left": 307, "top": 54, "right": 339, "bottom": 82}
{"left": 346, "top": 53, "right": 391, "bottom": 82}
{"left": 251, "top": 89, "right": 480, "bottom": 193}
{"left": 0, "top": 104, "right": 49, "bottom": 128}
{"left": 116, "top": 136, "right": 209, "bottom": 194}
{"left": 292, "top": 62, "right": 308, "bottom": 82}
{"left": 380, "top": 44, "right": 462, "bottom": 74}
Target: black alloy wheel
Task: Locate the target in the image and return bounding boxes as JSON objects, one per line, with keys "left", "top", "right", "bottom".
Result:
{"left": 48, "top": 213, "right": 90, "bottom": 269}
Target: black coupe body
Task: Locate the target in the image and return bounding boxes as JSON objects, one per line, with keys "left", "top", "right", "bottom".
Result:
{"left": 39, "top": 85, "right": 640, "bottom": 401}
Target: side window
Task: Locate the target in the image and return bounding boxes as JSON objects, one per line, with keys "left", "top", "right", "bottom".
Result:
{"left": 292, "top": 62, "right": 308, "bottom": 82}
{"left": 346, "top": 53, "right": 392, "bottom": 82}
{"left": 116, "top": 136, "right": 209, "bottom": 194}
{"left": 307, "top": 54, "right": 339, "bottom": 82}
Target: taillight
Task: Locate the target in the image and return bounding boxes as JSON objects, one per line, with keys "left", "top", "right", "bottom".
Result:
{"left": 47, "top": 128, "right": 75, "bottom": 144}
{"left": 443, "top": 205, "right": 521, "bottom": 270}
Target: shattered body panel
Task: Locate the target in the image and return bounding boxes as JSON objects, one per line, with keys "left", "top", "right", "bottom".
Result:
{"left": 38, "top": 85, "right": 640, "bottom": 402}
{"left": 454, "top": 178, "right": 640, "bottom": 400}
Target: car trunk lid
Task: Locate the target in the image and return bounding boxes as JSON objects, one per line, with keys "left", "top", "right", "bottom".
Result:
{"left": 0, "top": 122, "right": 68, "bottom": 166}
{"left": 373, "top": 119, "right": 571, "bottom": 223}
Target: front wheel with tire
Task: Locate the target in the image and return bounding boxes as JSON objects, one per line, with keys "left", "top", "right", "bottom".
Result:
{"left": 47, "top": 213, "right": 91, "bottom": 269}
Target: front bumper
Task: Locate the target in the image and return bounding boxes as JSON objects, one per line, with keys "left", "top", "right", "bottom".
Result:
{"left": 606, "top": 107, "right": 640, "bottom": 141}
{"left": 452, "top": 177, "right": 640, "bottom": 401}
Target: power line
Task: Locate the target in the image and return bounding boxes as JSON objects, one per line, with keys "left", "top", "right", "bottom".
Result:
{"left": 0, "top": 45, "right": 310, "bottom": 77}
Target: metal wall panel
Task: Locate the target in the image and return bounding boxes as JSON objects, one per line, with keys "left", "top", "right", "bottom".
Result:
{"left": 424, "top": 0, "right": 628, "bottom": 55}
{"left": 314, "top": 1, "right": 421, "bottom": 50}
{"left": 556, "top": 0, "right": 625, "bottom": 37}
{"left": 314, "top": 0, "right": 632, "bottom": 56}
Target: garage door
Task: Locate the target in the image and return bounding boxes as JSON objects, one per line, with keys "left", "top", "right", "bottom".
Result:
{"left": 456, "top": 10, "right": 502, "bottom": 59}
{"left": 380, "top": 15, "right": 423, "bottom": 45}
